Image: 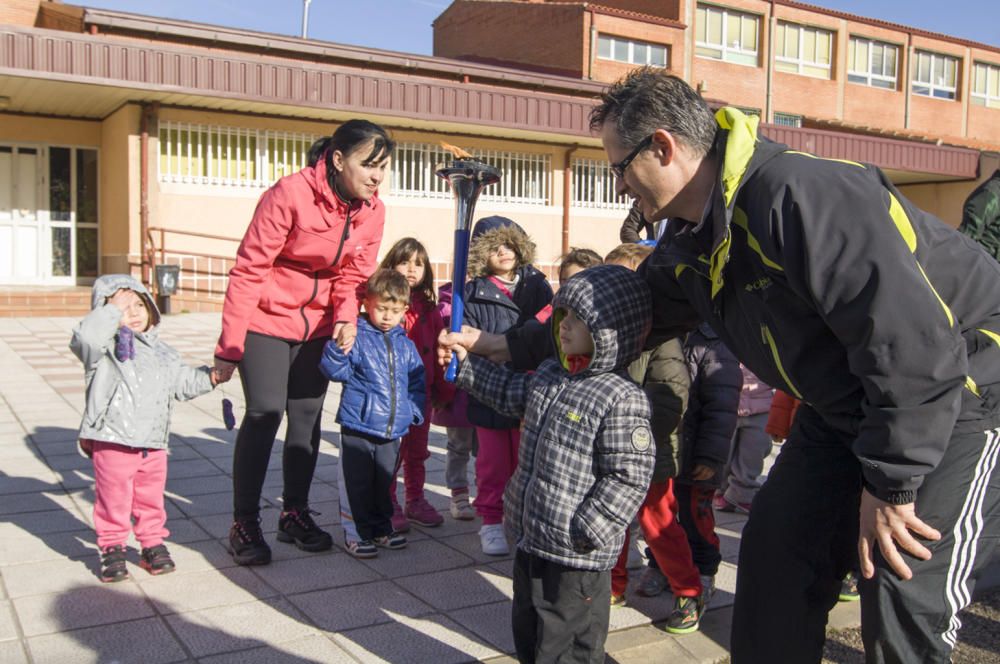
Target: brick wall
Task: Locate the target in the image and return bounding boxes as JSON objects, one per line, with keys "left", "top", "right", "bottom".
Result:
{"left": 0, "top": 0, "right": 40, "bottom": 26}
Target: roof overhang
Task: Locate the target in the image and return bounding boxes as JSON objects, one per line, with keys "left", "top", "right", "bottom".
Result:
{"left": 0, "top": 24, "right": 982, "bottom": 181}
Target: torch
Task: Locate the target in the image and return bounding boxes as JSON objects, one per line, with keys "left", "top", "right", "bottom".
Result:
{"left": 436, "top": 146, "right": 501, "bottom": 382}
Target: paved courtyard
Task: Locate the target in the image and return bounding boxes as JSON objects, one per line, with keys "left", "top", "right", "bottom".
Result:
{"left": 0, "top": 312, "right": 859, "bottom": 663}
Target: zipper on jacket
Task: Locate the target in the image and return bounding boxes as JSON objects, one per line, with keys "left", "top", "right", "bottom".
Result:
{"left": 330, "top": 209, "right": 353, "bottom": 268}
{"left": 384, "top": 333, "right": 397, "bottom": 437}
{"left": 299, "top": 208, "right": 355, "bottom": 343}
{"left": 760, "top": 324, "right": 802, "bottom": 399}
{"left": 521, "top": 380, "right": 569, "bottom": 541}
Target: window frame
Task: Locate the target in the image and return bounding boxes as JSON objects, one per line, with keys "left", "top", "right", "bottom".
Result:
{"left": 774, "top": 21, "right": 834, "bottom": 79}
{"left": 596, "top": 34, "right": 669, "bottom": 68}
{"left": 971, "top": 61, "right": 1000, "bottom": 109}
{"left": 847, "top": 36, "right": 899, "bottom": 90}
{"left": 911, "top": 50, "right": 960, "bottom": 101}
{"left": 695, "top": 4, "right": 760, "bottom": 67}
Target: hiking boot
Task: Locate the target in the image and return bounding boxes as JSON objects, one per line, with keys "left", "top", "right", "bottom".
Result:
{"left": 345, "top": 539, "right": 378, "bottom": 559}
{"left": 373, "top": 532, "right": 408, "bottom": 550}
{"left": 100, "top": 544, "right": 129, "bottom": 583}
{"left": 139, "top": 544, "right": 176, "bottom": 576}
{"left": 610, "top": 593, "right": 627, "bottom": 608}
{"left": 391, "top": 500, "right": 411, "bottom": 534}
{"left": 665, "top": 594, "right": 704, "bottom": 635}
{"left": 479, "top": 523, "right": 509, "bottom": 556}
{"left": 637, "top": 566, "right": 669, "bottom": 597}
{"left": 839, "top": 572, "right": 860, "bottom": 602}
{"left": 405, "top": 497, "right": 444, "bottom": 527}
{"left": 228, "top": 516, "right": 272, "bottom": 566}
{"left": 277, "top": 507, "right": 333, "bottom": 552}
{"left": 449, "top": 489, "right": 475, "bottom": 521}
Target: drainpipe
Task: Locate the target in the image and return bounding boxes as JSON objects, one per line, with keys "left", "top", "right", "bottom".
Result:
{"left": 904, "top": 33, "right": 913, "bottom": 129}
{"left": 765, "top": 1, "right": 775, "bottom": 122}
{"left": 587, "top": 7, "right": 596, "bottom": 80}
{"left": 139, "top": 103, "right": 157, "bottom": 287}
{"left": 562, "top": 145, "right": 579, "bottom": 256}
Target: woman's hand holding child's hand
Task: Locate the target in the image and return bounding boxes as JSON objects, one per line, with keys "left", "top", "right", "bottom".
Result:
{"left": 334, "top": 322, "right": 357, "bottom": 354}
{"left": 213, "top": 358, "right": 237, "bottom": 385}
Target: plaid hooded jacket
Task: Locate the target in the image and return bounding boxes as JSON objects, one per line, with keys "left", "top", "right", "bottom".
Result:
{"left": 456, "top": 265, "right": 654, "bottom": 570}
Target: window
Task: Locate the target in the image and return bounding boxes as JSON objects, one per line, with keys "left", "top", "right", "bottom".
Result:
{"left": 773, "top": 112, "right": 803, "bottom": 127}
{"left": 848, "top": 37, "right": 898, "bottom": 89}
{"left": 391, "top": 143, "right": 550, "bottom": 205}
{"left": 597, "top": 34, "right": 668, "bottom": 67}
{"left": 736, "top": 106, "right": 761, "bottom": 117}
{"left": 912, "top": 51, "right": 959, "bottom": 100}
{"left": 695, "top": 4, "right": 759, "bottom": 66}
{"left": 775, "top": 22, "right": 833, "bottom": 79}
{"left": 571, "top": 158, "right": 630, "bottom": 210}
{"left": 972, "top": 61, "right": 1000, "bottom": 109}
{"left": 158, "top": 122, "right": 317, "bottom": 187}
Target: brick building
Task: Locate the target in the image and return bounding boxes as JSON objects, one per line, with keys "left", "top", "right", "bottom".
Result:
{"left": 0, "top": 0, "right": 995, "bottom": 312}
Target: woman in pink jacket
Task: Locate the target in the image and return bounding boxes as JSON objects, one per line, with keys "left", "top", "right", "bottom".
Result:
{"left": 213, "top": 120, "right": 394, "bottom": 566}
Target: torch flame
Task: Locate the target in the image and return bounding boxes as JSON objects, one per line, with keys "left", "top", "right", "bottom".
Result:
{"left": 440, "top": 142, "right": 474, "bottom": 159}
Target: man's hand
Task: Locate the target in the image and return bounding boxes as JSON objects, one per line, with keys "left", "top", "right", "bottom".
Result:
{"left": 334, "top": 321, "right": 357, "bottom": 354}
{"left": 858, "top": 488, "right": 941, "bottom": 581}
{"left": 437, "top": 326, "right": 513, "bottom": 366}
{"left": 213, "top": 358, "right": 237, "bottom": 384}
{"left": 689, "top": 463, "right": 716, "bottom": 482}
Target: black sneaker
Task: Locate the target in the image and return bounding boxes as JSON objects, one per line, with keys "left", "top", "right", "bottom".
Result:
{"left": 276, "top": 507, "right": 333, "bottom": 552}
{"left": 839, "top": 572, "right": 860, "bottom": 602}
{"left": 665, "top": 594, "right": 704, "bottom": 635}
{"left": 373, "top": 532, "right": 407, "bottom": 550}
{"left": 228, "top": 516, "right": 272, "bottom": 566}
{"left": 100, "top": 544, "right": 129, "bottom": 583}
{"left": 139, "top": 544, "right": 176, "bottom": 576}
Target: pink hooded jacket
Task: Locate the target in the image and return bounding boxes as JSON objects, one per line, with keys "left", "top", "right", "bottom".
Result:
{"left": 215, "top": 159, "right": 385, "bottom": 362}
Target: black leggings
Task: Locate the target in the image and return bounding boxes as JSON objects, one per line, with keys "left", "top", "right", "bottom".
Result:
{"left": 232, "top": 332, "right": 329, "bottom": 519}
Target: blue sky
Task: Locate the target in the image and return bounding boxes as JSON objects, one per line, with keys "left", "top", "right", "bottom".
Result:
{"left": 77, "top": 1, "right": 998, "bottom": 54}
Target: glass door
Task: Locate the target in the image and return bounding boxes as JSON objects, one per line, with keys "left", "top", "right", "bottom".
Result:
{"left": 48, "top": 146, "right": 99, "bottom": 284}
{"left": 0, "top": 144, "right": 44, "bottom": 284}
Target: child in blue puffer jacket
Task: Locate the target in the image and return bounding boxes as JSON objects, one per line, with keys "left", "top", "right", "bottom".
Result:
{"left": 319, "top": 270, "right": 426, "bottom": 558}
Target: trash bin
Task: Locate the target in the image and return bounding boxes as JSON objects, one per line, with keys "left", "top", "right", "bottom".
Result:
{"left": 154, "top": 264, "right": 180, "bottom": 314}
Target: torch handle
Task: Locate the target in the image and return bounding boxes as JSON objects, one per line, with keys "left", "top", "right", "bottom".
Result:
{"left": 445, "top": 228, "right": 471, "bottom": 383}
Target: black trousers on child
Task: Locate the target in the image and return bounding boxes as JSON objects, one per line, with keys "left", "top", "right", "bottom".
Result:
{"left": 232, "top": 333, "right": 329, "bottom": 518}
{"left": 338, "top": 427, "right": 398, "bottom": 542}
{"left": 732, "top": 405, "right": 1000, "bottom": 663}
{"left": 511, "top": 549, "right": 611, "bottom": 664}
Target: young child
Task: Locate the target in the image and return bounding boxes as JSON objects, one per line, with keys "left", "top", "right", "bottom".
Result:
{"left": 432, "top": 280, "right": 478, "bottom": 521}
{"left": 714, "top": 365, "right": 774, "bottom": 514}
{"left": 446, "top": 264, "right": 655, "bottom": 662}
{"left": 379, "top": 238, "right": 454, "bottom": 531}
{"left": 532, "top": 247, "right": 604, "bottom": 324}
{"left": 70, "top": 275, "right": 216, "bottom": 582}
{"left": 605, "top": 243, "right": 705, "bottom": 633}
{"left": 462, "top": 215, "right": 553, "bottom": 555}
{"left": 320, "top": 269, "right": 425, "bottom": 558}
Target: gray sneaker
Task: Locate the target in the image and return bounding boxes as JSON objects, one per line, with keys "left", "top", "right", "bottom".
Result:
{"left": 637, "top": 566, "right": 669, "bottom": 597}
{"left": 700, "top": 574, "right": 716, "bottom": 608}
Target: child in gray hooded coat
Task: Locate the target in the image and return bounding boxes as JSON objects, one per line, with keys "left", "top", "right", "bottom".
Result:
{"left": 71, "top": 274, "right": 217, "bottom": 582}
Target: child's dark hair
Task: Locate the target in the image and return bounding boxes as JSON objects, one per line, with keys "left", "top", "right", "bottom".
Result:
{"left": 604, "top": 243, "right": 653, "bottom": 270}
{"left": 379, "top": 237, "right": 436, "bottom": 304}
{"left": 307, "top": 119, "right": 395, "bottom": 195}
{"left": 366, "top": 269, "right": 411, "bottom": 304}
{"left": 558, "top": 247, "right": 603, "bottom": 283}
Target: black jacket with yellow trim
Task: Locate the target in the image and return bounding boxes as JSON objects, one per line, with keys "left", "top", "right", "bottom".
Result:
{"left": 641, "top": 107, "right": 1000, "bottom": 504}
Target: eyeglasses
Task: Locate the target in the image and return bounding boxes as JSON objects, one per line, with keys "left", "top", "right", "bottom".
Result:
{"left": 609, "top": 135, "right": 653, "bottom": 180}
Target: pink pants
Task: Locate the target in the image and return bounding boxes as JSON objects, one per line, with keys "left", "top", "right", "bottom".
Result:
{"left": 394, "top": 418, "right": 431, "bottom": 504}
{"left": 90, "top": 440, "right": 170, "bottom": 550}
{"left": 474, "top": 427, "right": 520, "bottom": 525}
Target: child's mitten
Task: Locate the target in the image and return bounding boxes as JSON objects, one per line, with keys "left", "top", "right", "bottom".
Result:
{"left": 222, "top": 398, "right": 236, "bottom": 430}
{"left": 115, "top": 326, "right": 135, "bottom": 362}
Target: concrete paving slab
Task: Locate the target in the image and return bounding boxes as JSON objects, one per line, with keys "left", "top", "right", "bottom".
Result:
{"left": 354, "top": 538, "right": 478, "bottom": 579}
{"left": 139, "top": 566, "right": 277, "bottom": 615}
{"left": 164, "top": 597, "right": 317, "bottom": 658}
{"left": 2, "top": 557, "right": 103, "bottom": 598}
{"left": 252, "top": 551, "right": 378, "bottom": 595}
{"left": 289, "top": 580, "right": 434, "bottom": 633}
{"left": 197, "top": 633, "right": 356, "bottom": 664}
{"left": 447, "top": 600, "right": 515, "bottom": 653}
{"left": 0, "top": 528, "right": 94, "bottom": 566}
{"left": 25, "top": 616, "right": 187, "bottom": 664}
{"left": 0, "top": 641, "right": 28, "bottom": 664}
{"left": 0, "top": 490, "right": 77, "bottom": 516}
{"left": 0, "top": 599, "right": 19, "bottom": 641}
{"left": 429, "top": 530, "right": 513, "bottom": 565}
{"left": 334, "top": 613, "right": 501, "bottom": 664}
{"left": 395, "top": 567, "right": 513, "bottom": 611}
{"left": 13, "top": 583, "right": 153, "bottom": 637}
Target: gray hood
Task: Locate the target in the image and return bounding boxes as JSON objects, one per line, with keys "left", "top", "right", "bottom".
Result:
{"left": 551, "top": 264, "right": 652, "bottom": 375}
{"left": 90, "top": 274, "right": 161, "bottom": 330}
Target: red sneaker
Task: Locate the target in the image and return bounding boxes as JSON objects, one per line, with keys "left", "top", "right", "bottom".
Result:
{"left": 405, "top": 497, "right": 444, "bottom": 527}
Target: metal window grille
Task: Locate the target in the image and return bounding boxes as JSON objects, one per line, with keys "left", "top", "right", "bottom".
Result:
{"left": 158, "top": 122, "right": 318, "bottom": 187}
{"left": 571, "top": 158, "right": 631, "bottom": 210}
{"left": 772, "top": 113, "right": 803, "bottom": 128}
{"left": 390, "top": 143, "right": 551, "bottom": 205}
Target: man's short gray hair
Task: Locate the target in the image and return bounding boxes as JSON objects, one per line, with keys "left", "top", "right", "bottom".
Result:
{"left": 590, "top": 67, "right": 717, "bottom": 158}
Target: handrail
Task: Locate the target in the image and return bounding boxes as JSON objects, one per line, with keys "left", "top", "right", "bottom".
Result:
{"left": 147, "top": 226, "right": 242, "bottom": 243}
{"left": 146, "top": 226, "right": 240, "bottom": 298}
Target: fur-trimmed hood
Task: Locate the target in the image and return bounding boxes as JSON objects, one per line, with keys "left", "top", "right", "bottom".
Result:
{"left": 467, "top": 222, "right": 536, "bottom": 279}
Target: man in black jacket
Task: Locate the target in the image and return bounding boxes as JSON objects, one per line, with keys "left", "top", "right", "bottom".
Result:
{"left": 958, "top": 169, "right": 1000, "bottom": 262}
{"left": 441, "top": 68, "right": 1000, "bottom": 663}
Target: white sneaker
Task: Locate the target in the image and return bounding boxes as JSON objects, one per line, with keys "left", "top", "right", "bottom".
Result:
{"left": 479, "top": 523, "right": 509, "bottom": 556}
{"left": 449, "top": 492, "right": 475, "bottom": 520}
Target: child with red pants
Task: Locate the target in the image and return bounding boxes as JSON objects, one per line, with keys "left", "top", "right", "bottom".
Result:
{"left": 380, "top": 238, "right": 455, "bottom": 531}
{"left": 605, "top": 244, "right": 703, "bottom": 634}
{"left": 71, "top": 275, "right": 217, "bottom": 582}
{"left": 462, "top": 216, "right": 552, "bottom": 555}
